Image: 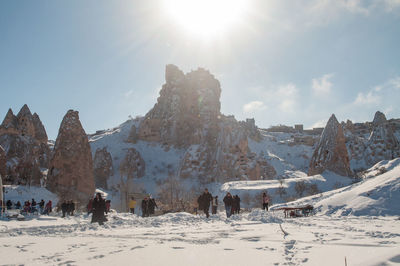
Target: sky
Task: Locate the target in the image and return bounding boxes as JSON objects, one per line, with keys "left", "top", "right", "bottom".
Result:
{"left": 1, "top": 0, "right": 400, "bottom": 140}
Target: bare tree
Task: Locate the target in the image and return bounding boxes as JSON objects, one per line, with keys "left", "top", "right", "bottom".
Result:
{"left": 158, "top": 174, "right": 197, "bottom": 212}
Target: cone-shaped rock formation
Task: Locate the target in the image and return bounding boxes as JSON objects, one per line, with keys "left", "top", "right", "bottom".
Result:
{"left": 47, "top": 110, "right": 95, "bottom": 204}
{"left": 308, "top": 114, "right": 353, "bottom": 177}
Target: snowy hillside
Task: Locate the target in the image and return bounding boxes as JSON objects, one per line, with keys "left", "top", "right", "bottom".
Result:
{"left": 88, "top": 118, "right": 319, "bottom": 210}
{"left": 220, "top": 170, "right": 353, "bottom": 206}
{"left": 271, "top": 158, "right": 400, "bottom": 216}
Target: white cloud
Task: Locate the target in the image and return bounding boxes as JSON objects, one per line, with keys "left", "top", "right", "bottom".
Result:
{"left": 312, "top": 73, "right": 334, "bottom": 95}
{"left": 354, "top": 91, "right": 381, "bottom": 105}
{"left": 312, "top": 119, "right": 327, "bottom": 128}
{"left": 243, "top": 101, "right": 267, "bottom": 113}
{"left": 353, "top": 76, "right": 400, "bottom": 106}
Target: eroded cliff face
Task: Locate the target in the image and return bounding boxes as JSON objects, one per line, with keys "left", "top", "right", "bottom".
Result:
{"left": 138, "top": 64, "right": 221, "bottom": 147}
{"left": 93, "top": 147, "right": 113, "bottom": 189}
{"left": 137, "top": 65, "right": 275, "bottom": 182}
{"left": 0, "top": 105, "right": 50, "bottom": 185}
{"left": 47, "top": 110, "right": 95, "bottom": 204}
{"left": 308, "top": 114, "right": 353, "bottom": 177}
{"left": 344, "top": 111, "right": 400, "bottom": 171}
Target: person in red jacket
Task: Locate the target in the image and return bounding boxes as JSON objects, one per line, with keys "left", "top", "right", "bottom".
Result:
{"left": 43, "top": 200, "right": 52, "bottom": 215}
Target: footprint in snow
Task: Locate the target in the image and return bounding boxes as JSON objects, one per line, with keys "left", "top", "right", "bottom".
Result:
{"left": 172, "top": 247, "right": 185, "bottom": 249}
{"left": 92, "top": 255, "right": 105, "bottom": 260}
{"left": 130, "top": 245, "right": 144, "bottom": 250}
{"left": 224, "top": 248, "right": 234, "bottom": 251}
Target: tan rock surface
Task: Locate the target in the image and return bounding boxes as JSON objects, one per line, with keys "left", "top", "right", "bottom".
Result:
{"left": 47, "top": 110, "right": 95, "bottom": 205}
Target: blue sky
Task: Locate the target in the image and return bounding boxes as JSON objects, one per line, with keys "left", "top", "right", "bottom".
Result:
{"left": 1, "top": 0, "right": 400, "bottom": 140}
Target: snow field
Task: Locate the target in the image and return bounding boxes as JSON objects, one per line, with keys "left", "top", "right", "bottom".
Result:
{"left": 0, "top": 210, "right": 399, "bottom": 266}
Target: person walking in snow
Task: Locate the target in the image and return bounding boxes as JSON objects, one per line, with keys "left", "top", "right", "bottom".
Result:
{"left": 61, "top": 200, "right": 68, "bottom": 218}
{"left": 262, "top": 192, "right": 270, "bottom": 211}
{"left": 141, "top": 196, "right": 150, "bottom": 217}
{"left": 233, "top": 195, "right": 241, "bottom": 214}
{"left": 105, "top": 200, "right": 111, "bottom": 214}
{"left": 223, "top": 192, "right": 233, "bottom": 218}
{"left": 6, "top": 200, "right": 12, "bottom": 210}
{"left": 91, "top": 193, "right": 106, "bottom": 225}
{"left": 148, "top": 198, "right": 157, "bottom": 216}
{"left": 68, "top": 200, "right": 75, "bottom": 216}
{"left": 198, "top": 189, "right": 213, "bottom": 218}
{"left": 212, "top": 196, "right": 218, "bottom": 215}
{"left": 39, "top": 199, "right": 45, "bottom": 214}
{"left": 129, "top": 197, "right": 136, "bottom": 214}
{"left": 43, "top": 200, "right": 52, "bottom": 215}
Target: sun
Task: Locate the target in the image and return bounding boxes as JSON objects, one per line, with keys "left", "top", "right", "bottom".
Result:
{"left": 163, "top": 0, "right": 247, "bottom": 39}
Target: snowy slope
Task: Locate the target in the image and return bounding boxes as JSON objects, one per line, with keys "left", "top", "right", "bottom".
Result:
{"left": 272, "top": 158, "right": 400, "bottom": 216}
{"left": 220, "top": 170, "right": 353, "bottom": 207}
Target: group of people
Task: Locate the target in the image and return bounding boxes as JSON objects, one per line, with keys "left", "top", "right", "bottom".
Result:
{"left": 60, "top": 200, "right": 75, "bottom": 218}
{"left": 2, "top": 198, "right": 52, "bottom": 215}
{"left": 222, "top": 192, "right": 241, "bottom": 218}
{"left": 128, "top": 196, "right": 157, "bottom": 217}
{"left": 197, "top": 189, "right": 272, "bottom": 218}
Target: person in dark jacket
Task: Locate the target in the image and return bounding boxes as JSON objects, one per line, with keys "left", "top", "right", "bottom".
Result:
{"left": 91, "top": 193, "right": 106, "bottom": 225}
{"left": 198, "top": 189, "right": 213, "bottom": 218}
{"left": 39, "top": 199, "right": 45, "bottom": 214}
{"left": 148, "top": 198, "right": 157, "bottom": 216}
{"left": 15, "top": 201, "right": 21, "bottom": 209}
{"left": 234, "top": 195, "right": 241, "bottom": 214}
{"left": 223, "top": 192, "right": 233, "bottom": 218}
{"left": 212, "top": 196, "right": 218, "bottom": 215}
{"left": 68, "top": 200, "right": 75, "bottom": 216}
{"left": 6, "top": 200, "right": 12, "bottom": 210}
{"left": 61, "top": 200, "right": 68, "bottom": 218}
{"left": 141, "top": 197, "right": 150, "bottom": 217}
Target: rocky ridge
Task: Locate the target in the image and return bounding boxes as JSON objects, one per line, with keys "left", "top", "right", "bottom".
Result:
{"left": 0, "top": 105, "right": 50, "bottom": 185}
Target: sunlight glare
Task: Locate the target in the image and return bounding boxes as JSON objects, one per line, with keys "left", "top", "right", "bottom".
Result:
{"left": 164, "top": 0, "right": 247, "bottom": 39}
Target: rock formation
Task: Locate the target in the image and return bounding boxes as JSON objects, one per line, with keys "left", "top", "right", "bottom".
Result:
{"left": 93, "top": 147, "right": 113, "bottom": 189}
{"left": 137, "top": 65, "right": 275, "bottom": 183}
{"left": 138, "top": 64, "right": 221, "bottom": 147}
{"left": 0, "top": 105, "right": 49, "bottom": 185}
{"left": 372, "top": 111, "right": 387, "bottom": 127}
{"left": 0, "top": 145, "right": 6, "bottom": 178}
{"left": 366, "top": 111, "right": 399, "bottom": 165}
{"left": 47, "top": 110, "right": 95, "bottom": 204}
{"left": 308, "top": 114, "right": 353, "bottom": 177}
{"left": 119, "top": 148, "right": 145, "bottom": 179}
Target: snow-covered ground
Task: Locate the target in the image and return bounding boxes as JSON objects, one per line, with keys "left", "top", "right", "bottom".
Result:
{"left": 0, "top": 210, "right": 399, "bottom": 266}
{"left": 272, "top": 158, "right": 400, "bottom": 216}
